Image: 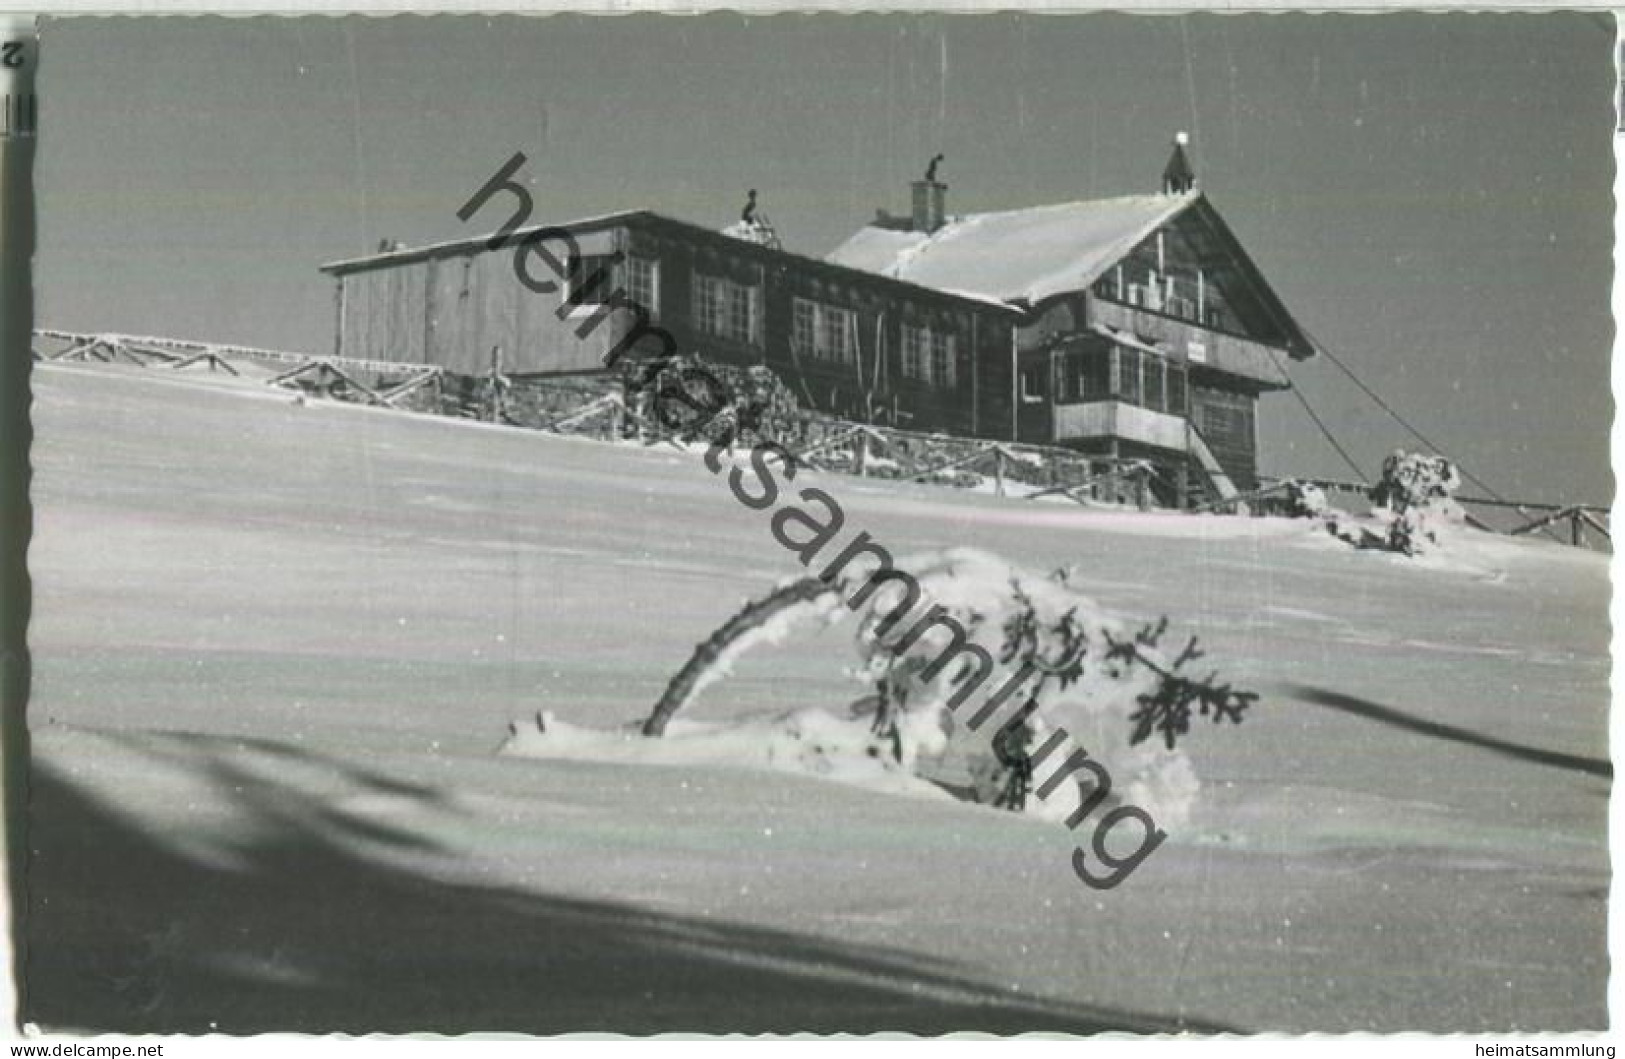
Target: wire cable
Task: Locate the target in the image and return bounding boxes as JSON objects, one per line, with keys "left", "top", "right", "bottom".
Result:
{"left": 1299, "top": 322, "right": 1509, "bottom": 503}
{"left": 1259, "top": 344, "right": 1369, "bottom": 483}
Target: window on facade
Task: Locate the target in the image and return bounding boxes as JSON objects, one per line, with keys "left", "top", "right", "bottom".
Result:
{"left": 792, "top": 298, "right": 857, "bottom": 365}
{"left": 901, "top": 326, "right": 925, "bottom": 382}
{"left": 1164, "top": 291, "right": 1196, "bottom": 321}
{"left": 1051, "top": 344, "right": 1187, "bottom": 414}
{"left": 792, "top": 299, "right": 815, "bottom": 359}
{"left": 625, "top": 256, "right": 659, "bottom": 318}
{"left": 1097, "top": 250, "right": 1245, "bottom": 335}
{"left": 693, "top": 273, "right": 760, "bottom": 346}
{"left": 1055, "top": 350, "right": 1111, "bottom": 404}
{"left": 1055, "top": 356, "right": 1079, "bottom": 404}
{"left": 1167, "top": 363, "right": 1188, "bottom": 415}
{"left": 930, "top": 332, "right": 956, "bottom": 388}
{"left": 902, "top": 324, "right": 957, "bottom": 388}
{"left": 565, "top": 254, "right": 619, "bottom": 313}
{"left": 1144, "top": 356, "right": 1166, "bottom": 411}
{"left": 1114, "top": 347, "right": 1143, "bottom": 406}
{"left": 1204, "top": 304, "right": 1238, "bottom": 333}
{"left": 821, "top": 305, "right": 852, "bottom": 364}
{"left": 1020, "top": 363, "right": 1045, "bottom": 403}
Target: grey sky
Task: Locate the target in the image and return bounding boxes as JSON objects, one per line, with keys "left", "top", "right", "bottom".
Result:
{"left": 35, "top": 12, "right": 1616, "bottom": 505}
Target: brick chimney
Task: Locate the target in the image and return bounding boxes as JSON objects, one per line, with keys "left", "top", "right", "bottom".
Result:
{"left": 911, "top": 154, "right": 948, "bottom": 232}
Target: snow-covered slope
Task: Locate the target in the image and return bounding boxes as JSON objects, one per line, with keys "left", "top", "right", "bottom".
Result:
{"left": 24, "top": 364, "right": 1610, "bottom": 1033}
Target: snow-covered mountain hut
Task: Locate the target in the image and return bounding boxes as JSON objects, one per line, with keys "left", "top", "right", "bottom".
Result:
{"left": 319, "top": 137, "right": 1320, "bottom": 504}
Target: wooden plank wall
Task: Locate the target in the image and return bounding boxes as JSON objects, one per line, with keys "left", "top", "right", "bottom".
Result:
{"left": 1190, "top": 384, "right": 1258, "bottom": 490}
{"left": 627, "top": 234, "right": 1007, "bottom": 442}
{"left": 426, "top": 255, "right": 475, "bottom": 374}
{"left": 335, "top": 226, "right": 1020, "bottom": 426}
{"left": 388, "top": 262, "right": 426, "bottom": 365}
{"left": 971, "top": 313, "right": 1016, "bottom": 442}
{"left": 339, "top": 239, "right": 618, "bottom": 376}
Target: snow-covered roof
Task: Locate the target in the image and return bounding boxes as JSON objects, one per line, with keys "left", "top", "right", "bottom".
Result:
{"left": 826, "top": 192, "right": 1199, "bottom": 306}
{"left": 318, "top": 209, "right": 1021, "bottom": 314}
{"left": 319, "top": 210, "right": 651, "bottom": 274}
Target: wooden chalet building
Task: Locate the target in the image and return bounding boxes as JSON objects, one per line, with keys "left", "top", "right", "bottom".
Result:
{"left": 319, "top": 138, "right": 1319, "bottom": 505}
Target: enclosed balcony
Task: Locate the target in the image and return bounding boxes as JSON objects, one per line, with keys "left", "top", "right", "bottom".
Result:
{"left": 1053, "top": 399, "right": 1188, "bottom": 451}
{"left": 1046, "top": 336, "right": 1189, "bottom": 450}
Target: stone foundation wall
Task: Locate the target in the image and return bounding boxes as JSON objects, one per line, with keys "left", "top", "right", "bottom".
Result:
{"left": 353, "top": 368, "right": 1163, "bottom": 505}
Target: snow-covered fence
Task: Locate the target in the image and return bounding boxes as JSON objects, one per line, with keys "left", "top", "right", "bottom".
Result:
{"left": 483, "top": 361, "right": 1162, "bottom": 505}
{"left": 55, "top": 329, "right": 1600, "bottom": 545}
{"left": 34, "top": 328, "right": 1162, "bottom": 507}
{"left": 1258, "top": 473, "right": 1610, "bottom": 551}
{"left": 759, "top": 413, "right": 1161, "bottom": 505}
{"left": 32, "top": 329, "right": 446, "bottom": 409}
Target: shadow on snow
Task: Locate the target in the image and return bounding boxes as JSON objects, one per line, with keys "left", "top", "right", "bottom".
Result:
{"left": 1281, "top": 683, "right": 1612, "bottom": 781}
{"left": 22, "top": 733, "right": 1228, "bottom": 1036}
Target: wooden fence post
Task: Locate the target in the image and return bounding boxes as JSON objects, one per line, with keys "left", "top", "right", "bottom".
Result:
{"left": 487, "top": 345, "right": 504, "bottom": 423}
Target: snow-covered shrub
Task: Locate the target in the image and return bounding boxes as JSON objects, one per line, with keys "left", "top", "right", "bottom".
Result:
{"left": 620, "top": 355, "right": 798, "bottom": 448}
{"left": 639, "top": 548, "right": 1253, "bottom": 827}
{"left": 1329, "top": 450, "right": 1464, "bottom": 556}
{"left": 914, "top": 469, "right": 985, "bottom": 490}
{"left": 1375, "top": 451, "right": 1465, "bottom": 552}
{"left": 1280, "top": 479, "right": 1330, "bottom": 519}
{"left": 841, "top": 551, "right": 1245, "bottom": 826}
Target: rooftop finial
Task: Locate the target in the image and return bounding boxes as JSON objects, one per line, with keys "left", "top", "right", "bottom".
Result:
{"left": 925, "top": 153, "right": 944, "bottom": 184}
{"left": 1162, "top": 133, "right": 1195, "bottom": 195}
